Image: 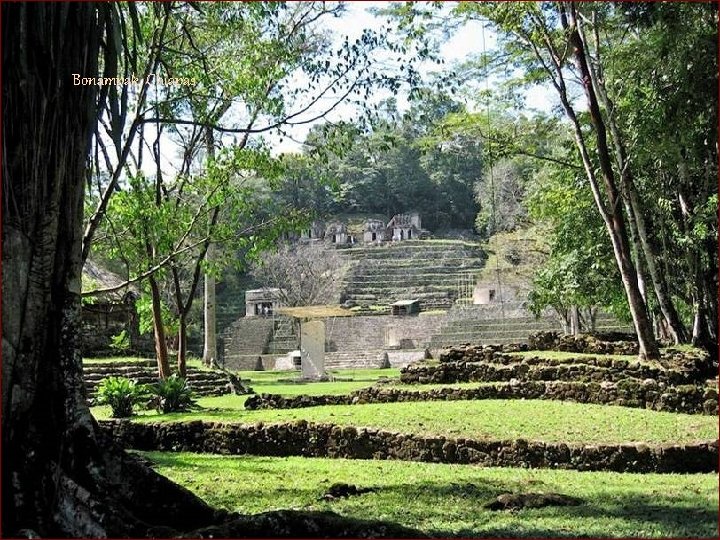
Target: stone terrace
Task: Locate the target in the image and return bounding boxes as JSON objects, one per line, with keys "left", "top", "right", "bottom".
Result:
{"left": 340, "top": 240, "right": 486, "bottom": 314}
{"left": 429, "top": 305, "right": 634, "bottom": 347}
{"left": 83, "top": 359, "right": 233, "bottom": 399}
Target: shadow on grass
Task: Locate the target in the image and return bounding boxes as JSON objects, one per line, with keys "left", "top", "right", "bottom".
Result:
{"left": 398, "top": 480, "right": 718, "bottom": 538}
{"left": 141, "top": 452, "right": 718, "bottom": 537}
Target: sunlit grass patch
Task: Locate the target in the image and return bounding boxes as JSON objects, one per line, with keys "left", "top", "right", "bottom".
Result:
{"left": 94, "top": 399, "right": 717, "bottom": 445}
{"left": 142, "top": 452, "right": 719, "bottom": 538}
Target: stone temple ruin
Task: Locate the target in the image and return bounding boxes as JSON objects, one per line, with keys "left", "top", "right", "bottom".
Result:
{"left": 386, "top": 212, "right": 423, "bottom": 241}
{"left": 219, "top": 224, "right": 635, "bottom": 374}
{"left": 245, "top": 288, "right": 283, "bottom": 317}
{"left": 285, "top": 212, "right": 430, "bottom": 247}
{"left": 79, "top": 214, "right": 633, "bottom": 371}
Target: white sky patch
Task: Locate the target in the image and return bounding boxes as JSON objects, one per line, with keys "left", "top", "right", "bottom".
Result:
{"left": 523, "top": 84, "right": 557, "bottom": 115}
{"left": 268, "top": 3, "right": 503, "bottom": 155}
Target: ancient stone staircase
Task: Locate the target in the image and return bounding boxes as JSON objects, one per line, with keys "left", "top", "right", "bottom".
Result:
{"left": 339, "top": 240, "right": 486, "bottom": 313}
{"left": 428, "top": 305, "right": 634, "bottom": 348}
{"left": 83, "top": 359, "right": 233, "bottom": 399}
{"left": 325, "top": 350, "right": 385, "bottom": 370}
{"left": 267, "top": 316, "right": 299, "bottom": 354}
{"left": 220, "top": 317, "right": 274, "bottom": 367}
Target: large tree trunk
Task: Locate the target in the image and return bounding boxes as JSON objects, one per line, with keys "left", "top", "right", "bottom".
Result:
{"left": 2, "top": 3, "right": 101, "bottom": 533}
{"left": 569, "top": 306, "right": 580, "bottom": 336}
{"left": 202, "top": 127, "right": 218, "bottom": 367}
{"left": 177, "top": 313, "right": 188, "bottom": 377}
{"left": 0, "top": 6, "right": 222, "bottom": 535}
{"left": 0, "top": 4, "right": 213, "bottom": 535}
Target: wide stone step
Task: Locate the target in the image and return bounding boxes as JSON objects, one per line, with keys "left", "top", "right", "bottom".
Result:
{"left": 347, "top": 263, "right": 483, "bottom": 274}
{"left": 431, "top": 337, "right": 530, "bottom": 347}
{"left": 84, "top": 361, "right": 233, "bottom": 399}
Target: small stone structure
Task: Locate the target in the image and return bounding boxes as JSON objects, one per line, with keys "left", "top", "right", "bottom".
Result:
{"left": 300, "top": 220, "right": 325, "bottom": 241}
{"left": 386, "top": 212, "right": 423, "bottom": 241}
{"left": 472, "top": 282, "right": 519, "bottom": 305}
{"left": 81, "top": 295, "right": 149, "bottom": 356}
{"left": 325, "top": 222, "right": 355, "bottom": 246}
{"left": 363, "top": 219, "right": 386, "bottom": 243}
{"left": 391, "top": 299, "right": 420, "bottom": 316}
{"left": 81, "top": 260, "right": 154, "bottom": 356}
{"left": 245, "top": 288, "right": 283, "bottom": 317}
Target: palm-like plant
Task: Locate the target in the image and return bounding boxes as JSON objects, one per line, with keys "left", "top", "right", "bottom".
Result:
{"left": 150, "top": 375, "right": 197, "bottom": 413}
{"left": 95, "top": 376, "right": 149, "bottom": 418}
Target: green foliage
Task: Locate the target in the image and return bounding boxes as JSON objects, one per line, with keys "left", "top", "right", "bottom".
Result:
{"left": 95, "top": 376, "right": 149, "bottom": 418}
{"left": 149, "top": 375, "right": 198, "bottom": 414}
{"left": 135, "top": 295, "right": 178, "bottom": 337}
{"left": 275, "top": 94, "right": 481, "bottom": 232}
{"left": 81, "top": 274, "right": 101, "bottom": 305}
{"left": 450, "top": 1, "right": 717, "bottom": 343}
{"left": 108, "top": 330, "right": 131, "bottom": 352}
{"left": 526, "top": 162, "right": 629, "bottom": 322}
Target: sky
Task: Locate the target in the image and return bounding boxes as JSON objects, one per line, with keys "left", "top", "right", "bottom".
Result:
{"left": 268, "top": 1, "right": 554, "bottom": 154}
{"left": 142, "top": 1, "right": 556, "bottom": 175}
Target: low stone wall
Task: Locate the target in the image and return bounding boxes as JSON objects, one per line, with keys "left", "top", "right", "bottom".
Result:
{"left": 244, "top": 380, "right": 718, "bottom": 415}
{"left": 99, "top": 419, "right": 718, "bottom": 474}
{"left": 438, "top": 344, "right": 528, "bottom": 363}
{"left": 81, "top": 301, "right": 155, "bottom": 357}
{"left": 401, "top": 359, "right": 701, "bottom": 386}
{"left": 528, "top": 332, "right": 640, "bottom": 355}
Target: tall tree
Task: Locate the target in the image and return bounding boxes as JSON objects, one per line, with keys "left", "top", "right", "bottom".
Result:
{"left": 451, "top": 2, "right": 660, "bottom": 359}
{"left": 2, "top": 3, "right": 219, "bottom": 535}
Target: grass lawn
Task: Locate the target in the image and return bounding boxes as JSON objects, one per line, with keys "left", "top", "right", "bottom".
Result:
{"left": 142, "top": 451, "right": 719, "bottom": 538}
{"left": 84, "top": 356, "right": 152, "bottom": 364}
{"left": 93, "top": 399, "right": 717, "bottom": 445}
{"left": 236, "top": 368, "right": 400, "bottom": 383}
{"left": 511, "top": 350, "right": 640, "bottom": 362}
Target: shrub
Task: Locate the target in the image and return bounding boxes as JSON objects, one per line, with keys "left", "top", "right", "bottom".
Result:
{"left": 95, "top": 376, "right": 149, "bottom": 418}
{"left": 109, "top": 330, "right": 130, "bottom": 352}
{"left": 150, "top": 375, "right": 198, "bottom": 413}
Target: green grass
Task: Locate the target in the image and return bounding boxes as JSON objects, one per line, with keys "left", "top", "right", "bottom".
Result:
{"left": 93, "top": 399, "right": 717, "bottom": 445}
{"left": 84, "top": 356, "right": 152, "bottom": 364}
{"left": 512, "top": 350, "right": 640, "bottom": 362}
{"left": 512, "top": 347, "right": 708, "bottom": 367}
{"left": 142, "top": 452, "right": 719, "bottom": 538}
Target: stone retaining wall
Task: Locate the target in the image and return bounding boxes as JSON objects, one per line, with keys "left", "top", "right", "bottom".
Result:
{"left": 99, "top": 419, "right": 718, "bottom": 474}
{"left": 81, "top": 301, "right": 155, "bottom": 357}
{"left": 325, "top": 314, "right": 447, "bottom": 353}
{"left": 244, "top": 381, "right": 718, "bottom": 415}
{"left": 528, "top": 331, "right": 640, "bottom": 355}
{"left": 401, "top": 359, "right": 700, "bottom": 386}
{"left": 438, "top": 344, "right": 527, "bottom": 362}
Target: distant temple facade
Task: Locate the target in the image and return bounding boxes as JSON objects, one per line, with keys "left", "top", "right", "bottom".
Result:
{"left": 286, "top": 212, "right": 430, "bottom": 247}
{"left": 245, "top": 288, "right": 284, "bottom": 317}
